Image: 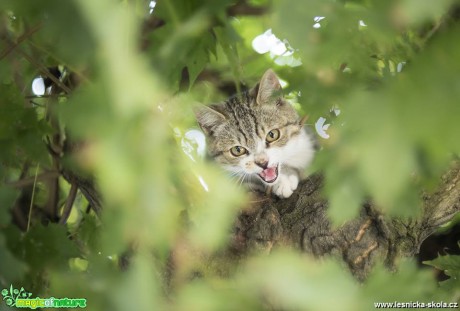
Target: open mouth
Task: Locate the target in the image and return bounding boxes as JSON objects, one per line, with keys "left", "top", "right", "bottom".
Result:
{"left": 258, "top": 164, "right": 279, "bottom": 183}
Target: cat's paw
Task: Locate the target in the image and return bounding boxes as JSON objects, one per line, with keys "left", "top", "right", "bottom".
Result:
{"left": 272, "top": 174, "right": 299, "bottom": 198}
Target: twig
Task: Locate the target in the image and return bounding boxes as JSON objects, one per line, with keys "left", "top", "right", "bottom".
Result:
{"left": 59, "top": 183, "right": 78, "bottom": 225}
{"left": 0, "top": 23, "right": 43, "bottom": 61}
{"left": 27, "top": 164, "right": 40, "bottom": 232}
{"left": 61, "top": 169, "right": 103, "bottom": 216}
{"left": 25, "top": 94, "right": 68, "bottom": 99}
{"left": 15, "top": 47, "right": 72, "bottom": 94}
{"left": 2, "top": 33, "right": 72, "bottom": 94}
{"left": 7, "top": 171, "right": 60, "bottom": 188}
{"left": 226, "top": 0, "right": 268, "bottom": 16}
{"left": 25, "top": 41, "right": 90, "bottom": 86}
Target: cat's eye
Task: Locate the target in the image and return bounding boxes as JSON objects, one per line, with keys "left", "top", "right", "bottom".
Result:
{"left": 266, "top": 129, "right": 280, "bottom": 143}
{"left": 230, "top": 146, "right": 247, "bottom": 157}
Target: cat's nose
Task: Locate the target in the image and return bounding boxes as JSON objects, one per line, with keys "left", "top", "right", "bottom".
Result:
{"left": 255, "top": 160, "right": 269, "bottom": 169}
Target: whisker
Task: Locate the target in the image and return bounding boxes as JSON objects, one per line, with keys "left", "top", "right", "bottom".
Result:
{"left": 246, "top": 175, "right": 257, "bottom": 191}
{"left": 239, "top": 174, "right": 247, "bottom": 187}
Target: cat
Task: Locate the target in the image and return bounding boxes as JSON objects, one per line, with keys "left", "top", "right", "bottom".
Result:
{"left": 195, "top": 69, "right": 315, "bottom": 198}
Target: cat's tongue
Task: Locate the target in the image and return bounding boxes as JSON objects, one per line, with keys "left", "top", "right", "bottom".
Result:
{"left": 258, "top": 165, "right": 278, "bottom": 183}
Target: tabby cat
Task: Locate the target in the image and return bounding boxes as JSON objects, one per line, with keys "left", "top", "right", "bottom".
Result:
{"left": 195, "top": 69, "right": 314, "bottom": 198}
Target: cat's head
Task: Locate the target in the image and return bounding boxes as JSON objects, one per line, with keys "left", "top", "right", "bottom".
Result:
{"left": 195, "top": 69, "right": 309, "bottom": 185}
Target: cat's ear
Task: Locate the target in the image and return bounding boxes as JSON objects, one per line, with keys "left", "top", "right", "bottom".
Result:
{"left": 194, "top": 105, "right": 226, "bottom": 135}
{"left": 254, "top": 69, "right": 282, "bottom": 105}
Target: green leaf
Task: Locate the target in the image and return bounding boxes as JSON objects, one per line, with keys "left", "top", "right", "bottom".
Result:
{"left": 0, "top": 187, "right": 19, "bottom": 226}
{"left": 0, "top": 233, "right": 27, "bottom": 283}
{"left": 0, "top": 83, "right": 50, "bottom": 165}
{"left": 188, "top": 164, "right": 246, "bottom": 251}
{"left": 5, "top": 224, "right": 79, "bottom": 270}
{"left": 214, "top": 24, "right": 242, "bottom": 91}
{"left": 1, "top": 0, "right": 94, "bottom": 66}
{"left": 187, "top": 42, "right": 210, "bottom": 88}
{"left": 326, "top": 171, "right": 365, "bottom": 224}
{"left": 237, "top": 250, "right": 359, "bottom": 311}
{"left": 176, "top": 280, "right": 260, "bottom": 311}
{"left": 425, "top": 255, "right": 460, "bottom": 292}
{"left": 110, "top": 254, "right": 162, "bottom": 311}
{"left": 396, "top": 0, "right": 455, "bottom": 27}
{"left": 362, "top": 260, "right": 439, "bottom": 304}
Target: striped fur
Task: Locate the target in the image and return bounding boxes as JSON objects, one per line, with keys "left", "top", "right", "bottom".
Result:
{"left": 196, "top": 69, "right": 314, "bottom": 198}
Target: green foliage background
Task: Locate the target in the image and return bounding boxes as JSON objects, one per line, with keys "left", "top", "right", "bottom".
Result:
{"left": 0, "top": 0, "right": 459, "bottom": 310}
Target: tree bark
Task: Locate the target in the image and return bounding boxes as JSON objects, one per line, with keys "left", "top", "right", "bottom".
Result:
{"left": 234, "top": 162, "right": 460, "bottom": 280}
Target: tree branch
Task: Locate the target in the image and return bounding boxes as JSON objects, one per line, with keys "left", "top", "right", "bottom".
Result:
{"left": 226, "top": 0, "right": 268, "bottom": 16}
{"left": 7, "top": 171, "right": 60, "bottom": 188}
{"left": 59, "top": 182, "right": 78, "bottom": 225}
{"left": 234, "top": 162, "right": 460, "bottom": 280}
{"left": 61, "top": 168, "right": 102, "bottom": 216}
